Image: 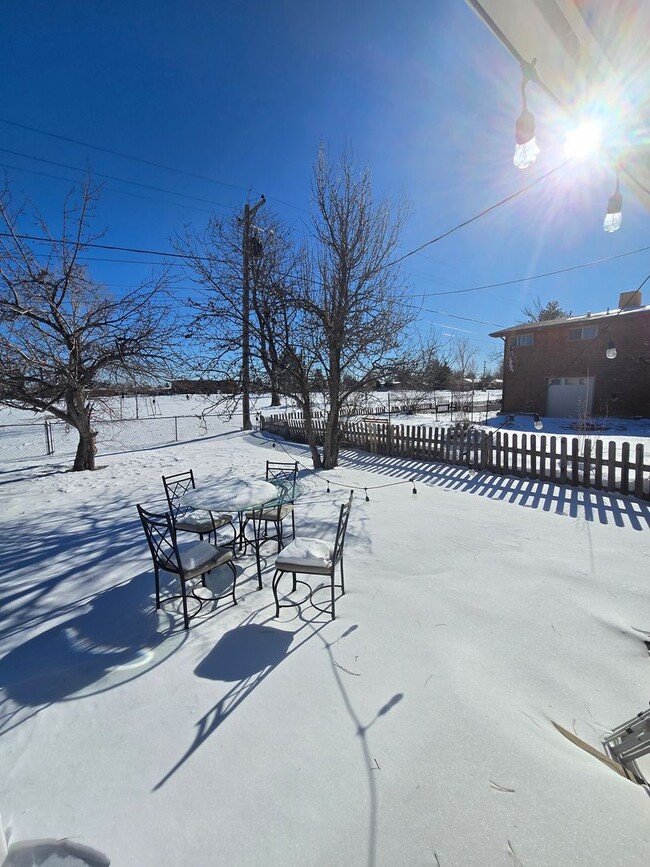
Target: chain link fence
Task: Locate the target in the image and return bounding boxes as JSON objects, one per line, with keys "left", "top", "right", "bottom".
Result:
{"left": 0, "top": 414, "right": 229, "bottom": 462}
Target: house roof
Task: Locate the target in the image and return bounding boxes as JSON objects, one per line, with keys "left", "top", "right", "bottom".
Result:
{"left": 489, "top": 303, "right": 650, "bottom": 338}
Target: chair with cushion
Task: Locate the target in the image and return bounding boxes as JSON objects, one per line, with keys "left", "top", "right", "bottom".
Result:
{"left": 271, "top": 491, "right": 353, "bottom": 620}
{"left": 137, "top": 504, "right": 237, "bottom": 630}
{"left": 162, "top": 469, "right": 235, "bottom": 548}
{"left": 242, "top": 460, "right": 298, "bottom": 554}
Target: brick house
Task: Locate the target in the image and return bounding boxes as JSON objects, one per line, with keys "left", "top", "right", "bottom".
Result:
{"left": 489, "top": 291, "right": 650, "bottom": 418}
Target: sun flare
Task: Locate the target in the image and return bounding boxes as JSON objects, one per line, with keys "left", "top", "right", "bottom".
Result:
{"left": 564, "top": 121, "right": 603, "bottom": 158}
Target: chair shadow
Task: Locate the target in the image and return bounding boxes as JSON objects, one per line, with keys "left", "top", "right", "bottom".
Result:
{"left": 153, "top": 608, "right": 327, "bottom": 791}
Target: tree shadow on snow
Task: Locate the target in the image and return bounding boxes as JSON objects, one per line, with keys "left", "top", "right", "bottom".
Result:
{"left": 0, "top": 570, "right": 186, "bottom": 737}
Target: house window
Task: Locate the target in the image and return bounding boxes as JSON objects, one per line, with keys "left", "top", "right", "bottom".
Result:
{"left": 511, "top": 334, "right": 533, "bottom": 347}
{"left": 568, "top": 325, "right": 598, "bottom": 341}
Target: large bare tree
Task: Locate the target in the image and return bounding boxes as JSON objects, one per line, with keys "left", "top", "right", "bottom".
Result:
{"left": 0, "top": 183, "right": 178, "bottom": 470}
{"left": 294, "top": 148, "right": 415, "bottom": 469}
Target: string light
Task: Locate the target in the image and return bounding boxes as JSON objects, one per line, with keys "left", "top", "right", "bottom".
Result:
{"left": 606, "top": 338, "right": 617, "bottom": 359}
{"left": 411, "top": 480, "right": 418, "bottom": 495}
{"left": 364, "top": 488, "right": 370, "bottom": 502}
{"left": 533, "top": 413, "right": 544, "bottom": 431}
{"left": 326, "top": 480, "right": 330, "bottom": 493}
{"left": 603, "top": 169, "right": 623, "bottom": 233}
{"left": 514, "top": 60, "right": 540, "bottom": 170}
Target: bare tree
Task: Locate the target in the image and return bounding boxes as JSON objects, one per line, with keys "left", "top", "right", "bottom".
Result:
{"left": 0, "top": 183, "right": 178, "bottom": 470}
{"left": 177, "top": 209, "right": 299, "bottom": 412}
{"left": 450, "top": 335, "right": 479, "bottom": 387}
{"left": 291, "top": 148, "right": 415, "bottom": 469}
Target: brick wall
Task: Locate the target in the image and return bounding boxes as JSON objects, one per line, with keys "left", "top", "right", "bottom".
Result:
{"left": 499, "top": 309, "right": 650, "bottom": 417}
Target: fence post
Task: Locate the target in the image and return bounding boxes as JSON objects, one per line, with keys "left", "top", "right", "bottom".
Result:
{"left": 174, "top": 416, "right": 179, "bottom": 442}
{"left": 44, "top": 421, "right": 54, "bottom": 455}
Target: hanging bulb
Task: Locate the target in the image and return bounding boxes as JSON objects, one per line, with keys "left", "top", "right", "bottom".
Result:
{"left": 513, "top": 63, "right": 540, "bottom": 169}
{"left": 603, "top": 193, "right": 622, "bottom": 232}
{"left": 326, "top": 480, "right": 331, "bottom": 493}
{"left": 603, "top": 170, "right": 623, "bottom": 233}
{"left": 514, "top": 111, "right": 540, "bottom": 169}
{"left": 606, "top": 338, "right": 617, "bottom": 360}
{"left": 365, "top": 488, "right": 370, "bottom": 502}
{"left": 533, "top": 413, "right": 544, "bottom": 431}
{"left": 411, "top": 480, "right": 418, "bottom": 495}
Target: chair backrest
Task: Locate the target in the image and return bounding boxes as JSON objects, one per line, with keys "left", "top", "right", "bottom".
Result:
{"left": 332, "top": 491, "right": 354, "bottom": 566}
{"left": 137, "top": 504, "right": 181, "bottom": 574}
{"left": 266, "top": 460, "right": 298, "bottom": 503}
{"left": 162, "top": 469, "right": 196, "bottom": 519}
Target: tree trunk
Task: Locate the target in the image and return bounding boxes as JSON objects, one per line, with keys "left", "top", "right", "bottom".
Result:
{"left": 68, "top": 389, "right": 97, "bottom": 471}
{"left": 73, "top": 426, "right": 98, "bottom": 471}
{"left": 322, "top": 405, "right": 340, "bottom": 469}
{"left": 270, "top": 375, "right": 281, "bottom": 407}
{"left": 297, "top": 391, "right": 322, "bottom": 469}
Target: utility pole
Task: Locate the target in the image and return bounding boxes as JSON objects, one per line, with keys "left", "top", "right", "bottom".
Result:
{"left": 241, "top": 194, "right": 265, "bottom": 430}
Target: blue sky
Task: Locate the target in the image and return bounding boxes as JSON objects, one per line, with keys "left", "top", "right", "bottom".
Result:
{"left": 2, "top": 0, "right": 648, "bottom": 371}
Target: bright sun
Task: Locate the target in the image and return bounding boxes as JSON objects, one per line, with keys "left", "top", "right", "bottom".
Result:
{"left": 564, "top": 120, "right": 603, "bottom": 158}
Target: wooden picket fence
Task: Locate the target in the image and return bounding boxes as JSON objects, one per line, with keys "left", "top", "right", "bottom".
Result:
{"left": 260, "top": 412, "right": 650, "bottom": 500}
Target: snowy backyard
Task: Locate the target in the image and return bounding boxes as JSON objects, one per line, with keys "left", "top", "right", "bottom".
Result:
{"left": 1, "top": 396, "right": 650, "bottom": 865}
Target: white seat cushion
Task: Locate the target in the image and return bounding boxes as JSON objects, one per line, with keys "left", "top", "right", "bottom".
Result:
{"left": 275, "top": 537, "right": 334, "bottom": 574}
{"left": 176, "top": 509, "right": 231, "bottom": 533}
{"left": 244, "top": 503, "right": 294, "bottom": 521}
{"left": 177, "top": 540, "right": 233, "bottom": 579}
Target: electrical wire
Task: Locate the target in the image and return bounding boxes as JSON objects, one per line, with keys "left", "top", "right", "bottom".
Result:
{"left": 385, "top": 159, "right": 570, "bottom": 268}
{"left": 0, "top": 116, "right": 308, "bottom": 212}
{"left": 1, "top": 161, "right": 220, "bottom": 215}
{"left": 0, "top": 147, "right": 237, "bottom": 211}
{"left": 413, "top": 244, "right": 650, "bottom": 298}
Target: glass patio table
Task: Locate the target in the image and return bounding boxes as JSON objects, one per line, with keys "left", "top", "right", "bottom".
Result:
{"left": 182, "top": 478, "right": 291, "bottom": 588}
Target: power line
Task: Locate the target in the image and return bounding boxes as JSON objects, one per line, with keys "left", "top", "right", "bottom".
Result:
{"left": 0, "top": 147, "right": 236, "bottom": 211}
{"left": 0, "top": 116, "right": 308, "bottom": 213}
{"left": 0, "top": 161, "right": 222, "bottom": 215}
{"left": 386, "top": 159, "right": 570, "bottom": 268}
{"left": 0, "top": 231, "right": 209, "bottom": 262}
{"left": 415, "top": 244, "right": 650, "bottom": 298}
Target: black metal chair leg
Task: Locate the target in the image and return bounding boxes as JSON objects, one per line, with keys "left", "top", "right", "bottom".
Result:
{"left": 340, "top": 559, "right": 345, "bottom": 594}
{"left": 330, "top": 568, "right": 336, "bottom": 620}
{"left": 154, "top": 565, "right": 161, "bottom": 609}
{"left": 254, "top": 539, "right": 263, "bottom": 590}
{"left": 292, "top": 571, "right": 297, "bottom": 592}
{"left": 272, "top": 568, "right": 282, "bottom": 617}
{"left": 291, "top": 510, "right": 296, "bottom": 540}
{"left": 181, "top": 577, "right": 190, "bottom": 630}
{"left": 228, "top": 560, "right": 238, "bottom": 605}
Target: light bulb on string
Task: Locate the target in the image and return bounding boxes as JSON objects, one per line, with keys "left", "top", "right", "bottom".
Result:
{"left": 533, "top": 413, "right": 544, "bottom": 431}
{"left": 603, "top": 168, "right": 623, "bottom": 233}
{"left": 365, "top": 488, "right": 370, "bottom": 502}
{"left": 606, "top": 338, "right": 617, "bottom": 360}
{"left": 514, "top": 60, "right": 540, "bottom": 169}
{"left": 326, "top": 480, "right": 331, "bottom": 493}
{"left": 411, "top": 479, "right": 418, "bottom": 495}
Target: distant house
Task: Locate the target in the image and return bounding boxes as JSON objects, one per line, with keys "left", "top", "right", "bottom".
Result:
{"left": 489, "top": 291, "right": 650, "bottom": 418}
{"left": 170, "top": 378, "right": 238, "bottom": 395}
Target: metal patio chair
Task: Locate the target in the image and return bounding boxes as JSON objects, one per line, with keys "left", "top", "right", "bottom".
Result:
{"left": 241, "top": 460, "right": 298, "bottom": 554}
{"left": 162, "top": 469, "right": 235, "bottom": 548}
{"left": 271, "top": 491, "right": 353, "bottom": 620}
{"left": 137, "top": 504, "right": 238, "bottom": 630}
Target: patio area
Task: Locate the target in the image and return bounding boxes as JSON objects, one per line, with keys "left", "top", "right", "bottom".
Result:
{"left": 1, "top": 419, "right": 649, "bottom": 865}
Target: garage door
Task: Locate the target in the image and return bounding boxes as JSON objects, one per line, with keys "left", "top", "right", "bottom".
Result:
{"left": 546, "top": 376, "right": 594, "bottom": 418}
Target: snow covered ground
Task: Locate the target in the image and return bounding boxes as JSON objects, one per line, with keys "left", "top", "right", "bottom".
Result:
{"left": 1, "top": 397, "right": 650, "bottom": 865}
